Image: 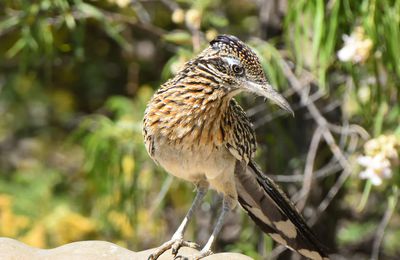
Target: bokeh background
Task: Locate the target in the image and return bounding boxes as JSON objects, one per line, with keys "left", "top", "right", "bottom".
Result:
{"left": 0, "top": 0, "right": 399, "bottom": 259}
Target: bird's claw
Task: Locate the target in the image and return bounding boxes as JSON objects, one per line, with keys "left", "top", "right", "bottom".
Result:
{"left": 171, "top": 239, "right": 184, "bottom": 255}
{"left": 148, "top": 239, "right": 200, "bottom": 260}
{"left": 172, "top": 240, "right": 199, "bottom": 255}
{"left": 148, "top": 253, "right": 158, "bottom": 260}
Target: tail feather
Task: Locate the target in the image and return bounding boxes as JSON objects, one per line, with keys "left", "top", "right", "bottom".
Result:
{"left": 235, "top": 160, "right": 330, "bottom": 260}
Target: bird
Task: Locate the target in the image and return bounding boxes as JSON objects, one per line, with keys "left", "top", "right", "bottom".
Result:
{"left": 143, "top": 34, "right": 329, "bottom": 260}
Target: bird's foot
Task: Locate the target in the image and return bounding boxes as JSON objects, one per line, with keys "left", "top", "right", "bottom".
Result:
{"left": 174, "top": 249, "right": 213, "bottom": 260}
{"left": 148, "top": 239, "right": 199, "bottom": 260}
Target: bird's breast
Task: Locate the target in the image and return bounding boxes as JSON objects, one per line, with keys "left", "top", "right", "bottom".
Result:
{"left": 152, "top": 134, "right": 237, "bottom": 187}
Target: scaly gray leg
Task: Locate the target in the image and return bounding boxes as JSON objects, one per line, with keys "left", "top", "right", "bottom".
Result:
{"left": 148, "top": 187, "right": 208, "bottom": 260}
{"left": 177, "top": 196, "right": 233, "bottom": 260}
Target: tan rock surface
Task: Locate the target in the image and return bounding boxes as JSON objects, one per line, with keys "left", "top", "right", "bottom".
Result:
{"left": 0, "top": 237, "right": 253, "bottom": 260}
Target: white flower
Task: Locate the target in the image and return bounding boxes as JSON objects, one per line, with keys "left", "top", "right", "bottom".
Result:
{"left": 185, "top": 9, "right": 202, "bottom": 30}
{"left": 357, "top": 154, "right": 392, "bottom": 186}
{"left": 172, "top": 9, "right": 185, "bottom": 24}
{"left": 107, "top": 0, "right": 131, "bottom": 8}
{"left": 337, "top": 27, "right": 373, "bottom": 63}
{"left": 337, "top": 35, "right": 358, "bottom": 62}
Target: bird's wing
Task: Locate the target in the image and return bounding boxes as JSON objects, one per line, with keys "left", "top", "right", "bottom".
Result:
{"left": 224, "top": 99, "right": 257, "bottom": 163}
{"left": 223, "top": 99, "right": 328, "bottom": 259}
{"left": 234, "top": 160, "right": 330, "bottom": 260}
{"left": 142, "top": 108, "right": 156, "bottom": 160}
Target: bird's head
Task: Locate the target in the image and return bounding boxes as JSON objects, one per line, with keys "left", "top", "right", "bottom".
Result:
{"left": 198, "top": 34, "right": 293, "bottom": 115}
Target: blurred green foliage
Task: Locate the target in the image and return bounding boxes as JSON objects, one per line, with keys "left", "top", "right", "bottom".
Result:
{"left": 0, "top": 0, "right": 399, "bottom": 259}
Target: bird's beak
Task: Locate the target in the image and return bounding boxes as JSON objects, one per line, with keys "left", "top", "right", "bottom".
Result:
{"left": 246, "top": 81, "right": 294, "bottom": 116}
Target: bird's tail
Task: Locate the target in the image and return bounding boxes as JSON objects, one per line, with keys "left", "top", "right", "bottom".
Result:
{"left": 235, "top": 160, "right": 330, "bottom": 260}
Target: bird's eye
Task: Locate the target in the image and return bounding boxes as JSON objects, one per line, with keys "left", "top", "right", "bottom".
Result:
{"left": 231, "top": 64, "right": 244, "bottom": 75}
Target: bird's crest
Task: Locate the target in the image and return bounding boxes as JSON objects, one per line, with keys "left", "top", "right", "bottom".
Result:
{"left": 210, "top": 35, "right": 265, "bottom": 81}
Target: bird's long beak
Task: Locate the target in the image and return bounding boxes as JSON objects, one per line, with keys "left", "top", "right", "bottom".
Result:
{"left": 246, "top": 81, "right": 294, "bottom": 116}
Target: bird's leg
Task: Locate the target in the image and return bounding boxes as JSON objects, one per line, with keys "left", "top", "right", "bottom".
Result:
{"left": 148, "top": 186, "right": 208, "bottom": 260}
{"left": 179, "top": 196, "right": 233, "bottom": 260}
{"left": 199, "top": 197, "right": 231, "bottom": 257}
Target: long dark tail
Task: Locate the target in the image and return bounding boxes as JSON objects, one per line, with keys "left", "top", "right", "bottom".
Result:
{"left": 235, "top": 160, "right": 330, "bottom": 260}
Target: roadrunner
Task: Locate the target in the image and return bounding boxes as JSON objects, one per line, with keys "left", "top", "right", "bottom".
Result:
{"left": 143, "top": 35, "right": 329, "bottom": 260}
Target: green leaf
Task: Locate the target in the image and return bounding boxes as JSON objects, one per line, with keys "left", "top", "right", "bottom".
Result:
{"left": 6, "top": 38, "right": 26, "bottom": 58}
{"left": 312, "top": 0, "right": 324, "bottom": 67}
{"left": 64, "top": 13, "right": 76, "bottom": 30}
{"left": 0, "top": 15, "right": 21, "bottom": 32}
{"left": 163, "top": 31, "right": 192, "bottom": 45}
{"left": 208, "top": 15, "right": 228, "bottom": 28}
{"left": 76, "top": 2, "right": 104, "bottom": 20}
{"left": 103, "top": 22, "right": 130, "bottom": 50}
{"left": 373, "top": 102, "right": 387, "bottom": 136}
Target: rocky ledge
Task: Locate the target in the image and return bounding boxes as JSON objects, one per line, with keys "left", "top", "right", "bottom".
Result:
{"left": 0, "top": 237, "right": 253, "bottom": 260}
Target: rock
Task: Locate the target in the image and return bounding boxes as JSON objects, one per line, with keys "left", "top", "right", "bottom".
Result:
{"left": 0, "top": 237, "right": 253, "bottom": 260}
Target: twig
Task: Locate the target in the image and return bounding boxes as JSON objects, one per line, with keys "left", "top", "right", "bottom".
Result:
{"left": 371, "top": 188, "right": 398, "bottom": 260}
{"left": 149, "top": 175, "right": 174, "bottom": 216}
{"left": 337, "top": 120, "right": 350, "bottom": 152}
{"left": 280, "top": 59, "right": 349, "bottom": 169}
{"left": 268, "top": 245, "right": 287, "bottom": 260}
{"left": 308, "top": 168, "right": 351, "bottom": 226}
{"left": 319, "top": 100, "right": 341, "bottom": 114}
{"left": 131, "top": 0, "right": 151, "bottom": 23}
{"left": 159, "top": 0, "right": 180, "bottom": 11}
{"left": 297, "top": 127, "right": 323, "bottom": 211}
{"left": 45, "top": 6, "right": 166, "bottom": 37}
{"left": 347, "top": 133, "right": 360, "bottom": 155}
{"left": 327, "top": 123, "right": 369, "bottom": 140}
{"left": 102, "top": 10, "right": 166, "bottom": 36}
{"left": 278, "top": 59, "right": 357, "bottom": 229}
{"left": 252, "top": 90, "right": 325, "bottom": 128}
{"left": 271, "top": 159, "right": 341, "bottom": 183}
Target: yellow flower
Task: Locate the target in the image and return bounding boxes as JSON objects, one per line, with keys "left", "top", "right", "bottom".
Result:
{"left": 364, "top": 134, "right": 399, "bottom": 160}
{"left": 21, "top": 223, "right": 46, "bottom": 248}
{"left": 0, "top": 194, "right": 29, "bottom": 237}
{"left": 122, "top": 155, "right": 135, "bottom": 184}
{"left": 107, "top": 210, "right": 134, "bottom": 238}
{"left": 53, "top": 209, "right": 97, "bottom": 244}
{"left": 0, "top": 194, "right": 12, "bottom": 209}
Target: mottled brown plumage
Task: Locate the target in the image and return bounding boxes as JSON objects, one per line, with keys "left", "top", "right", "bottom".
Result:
{"left": 143, "top": 35, "right": 329, "bottom": 260}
